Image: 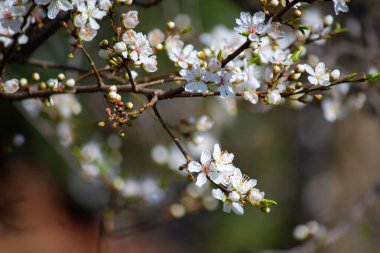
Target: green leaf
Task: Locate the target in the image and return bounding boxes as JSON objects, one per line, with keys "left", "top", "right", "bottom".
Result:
{"left": 334, "top": 22, "right": 348, "bottom": 34}
{"left": 291, "top": 49, "right": 302, "bottom": 62}
{"left": 261, "top": 199, "right": 278, "bottom": 206}
{"left": 298, "top": 24, "right": 310, "bottom": 35}
{"left": 366, "top": 73, "right": 380, "bottom": 82}
{"left": 217, "top": 49, "right": 223, "bottom": 61}
{"left": 180, "top": 25, "right": 192, "bottom": 35}
{"left": 344, "top": 73, "right": 358, "bottom": 80}
{"left": 248, "top": 55, "right": 260, "bottom": 65}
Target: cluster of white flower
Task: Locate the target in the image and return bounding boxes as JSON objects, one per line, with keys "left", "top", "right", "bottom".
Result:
{"left": 99, "top": 10, "right": 158, "bottom": 72}
{"left": 188, "top": 144, "right": 266, "bottom": 215}
{"left": 0, "top": 0, "right": 32, "bottom": 47}
{"left": 73, "top": 0, "right": 107, "bottom": 41}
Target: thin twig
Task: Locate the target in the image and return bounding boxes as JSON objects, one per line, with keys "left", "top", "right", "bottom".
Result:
{"left": 78, "top": 44, "right": 105, "bottom": 88}
{"left": 152, "top": 104, "right": 192, "bottom": 163}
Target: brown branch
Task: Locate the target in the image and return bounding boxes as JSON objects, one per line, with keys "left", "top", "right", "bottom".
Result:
{"left": 124, "top": 61, "right": 137, "bottom": 92}
{"left": 78, "top": 44, "right": 105, "bottom": 88}
{"left": 152, "top": 104, "right": 192, "bottom": 163}
{"left": 221, "top": 0, "right": 306, "bottom": 68}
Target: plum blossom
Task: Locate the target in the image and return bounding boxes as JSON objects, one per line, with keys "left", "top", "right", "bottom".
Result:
{"left": 212, "top": 189, "right": 244, "bottom": 215}
{"left": 78, "top": 23, "right": 97, "bottom": 41}
{"left": 206, "top": 69, "right": 235, "bottom": 98}
{"left": 74, "top": 0, "right": 107, "bottom": 30}
{"left": 3, "top": 79, "right": 19, "bottom": 94}
{"left": 148, "top": 28, "right": 165, "bottom": 47}
{"left": 188, "top": 150, "right": 221, "bottom": 186}
{"left": 122, "top": 10, "right": 139, "bottom": 29}
{"left": 35, "top": 0, "right": 73, "bottom": 19}
{"left": 168, "top": 44, "right": 198, "bottom": 69}
{"left": 243, "top": 90, "right": 259, "bottom": 104}
{"left": 304, "top": 63, "right": 330, "bottom": 86}
{"left": 212, "top": 144, "right": 235, "bottom": 175}
{"left": 128, "top": 32, "right": 158, "bottom": 72}
{"left": 180, "top": 62, "right": 208, "bottom": 93}
{"left": 0, "top": 1, "right": 26, "bottom": 33}
{"left": 333, "top": 0, "right": 349, "bottom": 15}
{"left": 235, "top": 11, "right": 267, "bottom": 41}
{"left": 269, "top": 49, "right": 293, "bottom": 66}
{"left": 267, "top": 90, "right": 282, "bottom": 105}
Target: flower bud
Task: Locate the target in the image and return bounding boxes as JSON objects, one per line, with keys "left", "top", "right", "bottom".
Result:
{"left": 47, "top": 78, "right": 59, "bottom": 89}
{"left": 249, "top": 189, "right": 264, "bottom": 204}
{"left": 270, "top": 0, "right": 279, "bottom": 7}
{"left": 122, "top": 10, "right": 139, "bottom": 29}
{"left": 108, "top": 91, "right": 121, "bottom": 101}
{"left": 156, "top": 43, "right": 163, "bottom": 50}
{"left": 208, "top": 58, "right": 222, "bottom": 72}
{"left": 313, "top": 94, "right": 323, "bottom": 101}
{"left": 295, "top": 64, "right": 305, "bottom": 73}
{"left": 294, "top": 10, "right": 302, "bottom": 18}
{"left": 32, "top": 72, "right": 40, "bottom": 81}
{"left": 108, "top": 85, "right": 118, "bottom": 92}
{"left": 19, "top": 78, "right": 28, "bottom": 88}
{"left": 100, "top": 39, "right": 109, "bottom": 49}
{"left": 65, "top": 78, "right": 76, "bottom": 88}
{"left": 261, "top": 206, "right": 270, "bottom": 214}
{"left": 58, "top": 73, "right": 65, "bottom": 81}
{"left": 267, "top": 90, "right": 281, "bottom": 105}
{"left": 228, "top": 191, "right": 240, "bottom": 202}
{"left": 39, "top": 82, "right": 46, "bottom": 90}
{"left": 166, "top": 21, "right": 175, "bottom": 30}
{"left": 330, "top": 69, "right": 340, "bottom": 81}
{"left": 273, "top": 65, "right": 281, "bottom": 75}
{"left": 114, "top": 41, "right": 127, "bottom": 54}
{"left": 125, "top": 102, "right": 134, "bottom": 109}
{"left": 324, "top": 15, "right": 334, "bottom": 27}
{"left": 289, "top": 73, "right": 301, "bottom": 81}
{"left": 296, "top": 82, "right": 303, "bottom": 89}
{"left": 148, "top": 29, "right": 165, "bottom": 47}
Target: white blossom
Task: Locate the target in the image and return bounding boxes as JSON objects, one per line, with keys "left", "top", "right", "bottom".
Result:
{"left": 188, "top": 150, "right": 222, "bottom": 186}
{"left": 3, "top": 79, "right": 19, "bottom": 94}
{"left": 267, "top": 90, "right": 282, "bottom": 105}
{"left": 122, "top": 10, "right": 139, "bottom": 29}
{"left": 304, "top": 63, "right": 330, "bottom": 86}
{"left": 333, "top": 0, "right": 349, "bottom": 15}
{"left": 74, "top": 0, "right": 106, "bottom": 30}
{"left": 180, "top": 62, "right": 208, "bottom": 93}
{"left": 35, "top": 0, "right": 73, "bottom": 19}
{"left": 168, "top": 44, "right": 198, "bottom": 69}
{"left": 235, "top": 11, "right": 267, "bottom": 39}
{"left": 148, "top": 28, "right": 165, "bottom": 47}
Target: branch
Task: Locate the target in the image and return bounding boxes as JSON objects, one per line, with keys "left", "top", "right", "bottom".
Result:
{"left": 152, "top": 104, "right": 192, "bottom": 163}
{"left": 220, "top": 0, "right": 305, "bottom": 68}
{"left": 78, "top": 44, "right": 106, "bottom": 88}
